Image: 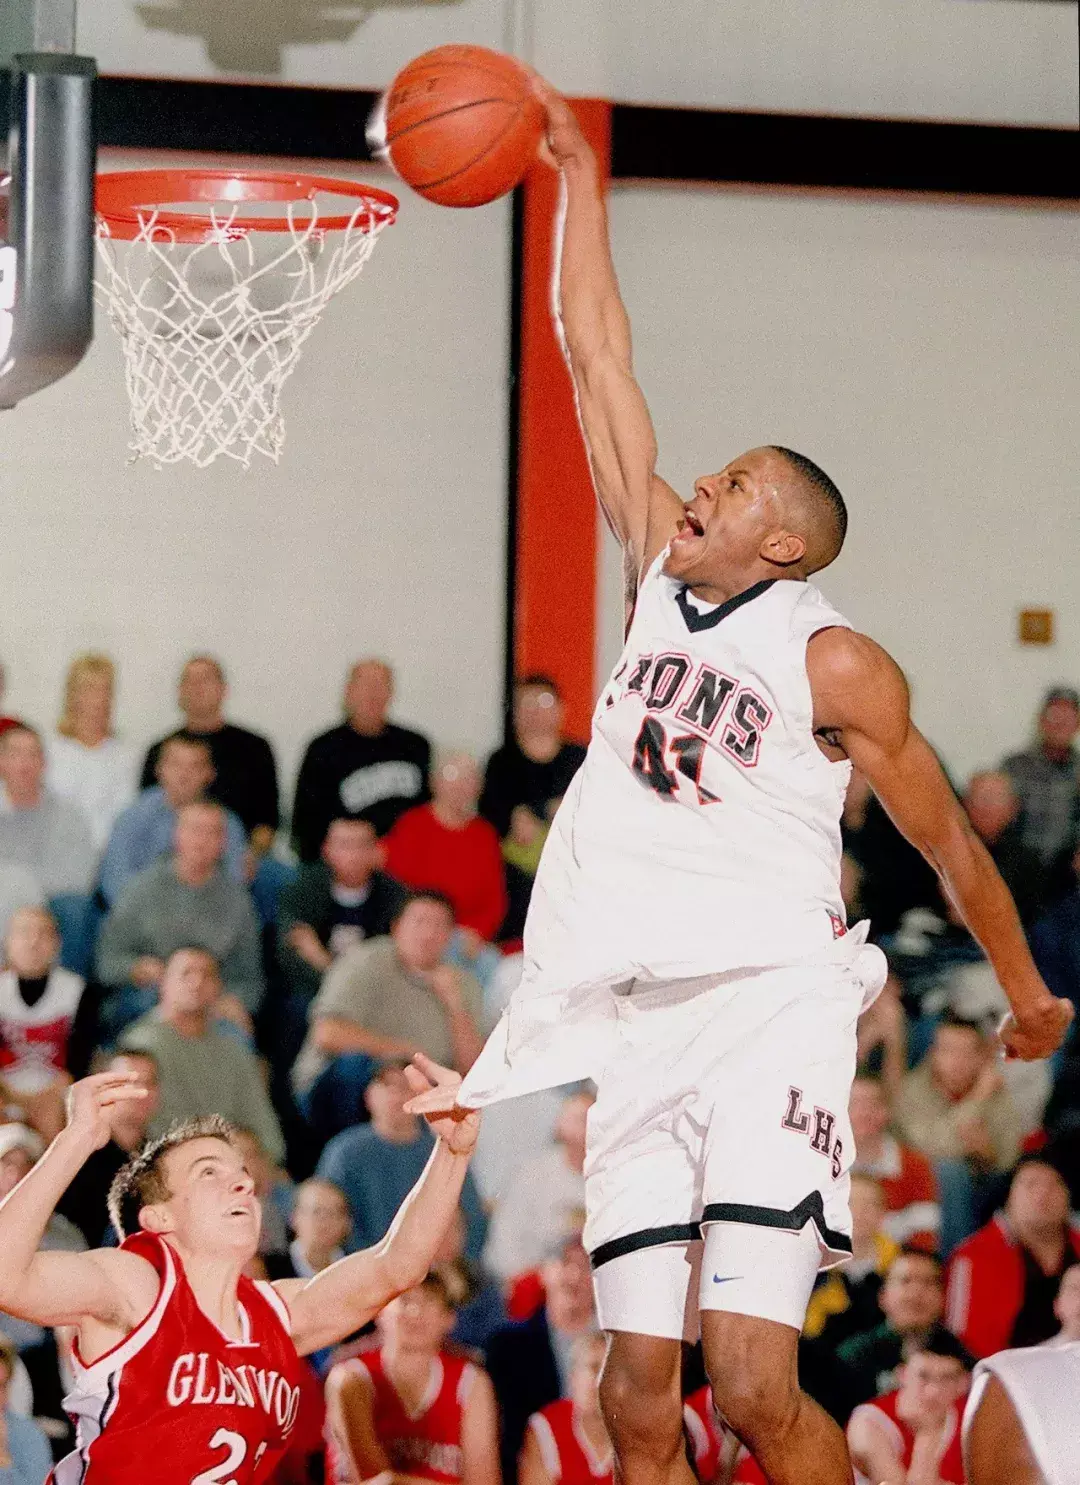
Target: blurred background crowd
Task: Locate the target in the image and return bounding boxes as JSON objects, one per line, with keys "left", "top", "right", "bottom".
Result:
{"left": 0, "top": 647, "right": 1077, "bottom": 1484}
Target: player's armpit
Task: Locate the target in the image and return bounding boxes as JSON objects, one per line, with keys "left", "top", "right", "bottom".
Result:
{"left": 278, "top": 1249, "right": 400, "bottom": 1356}
{"left": 0, "top": 1247, "right": 158, "bottom": 1331}
{"left": 963, "top": 1376, "right": 1042, "bottom": 1485}
{"left": 806, "top": 628, "right": 960, "bottom": 862}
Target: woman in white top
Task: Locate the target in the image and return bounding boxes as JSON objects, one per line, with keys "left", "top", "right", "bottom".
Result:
{"left": 46, "top": 653, "right": 137, "bottom": 851}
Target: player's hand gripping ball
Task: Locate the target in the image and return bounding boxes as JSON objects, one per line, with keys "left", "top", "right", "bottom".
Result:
{"left": 373, "top": 44, "right": 545, "bottom": 207}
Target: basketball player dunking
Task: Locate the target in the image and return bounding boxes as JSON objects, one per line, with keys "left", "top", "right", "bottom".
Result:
{"left": 408, "top": 78, "right": 1074, "bottom": 1485}
{"left": 0, "top": 1057, "right": 476, "bottom": 1484}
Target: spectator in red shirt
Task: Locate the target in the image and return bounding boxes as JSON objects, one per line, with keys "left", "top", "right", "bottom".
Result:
{"left": 846, "top": 1331, "right": 971, "bottom": 1485}
{"left": 325, "top": 1268, "right": 501, "bottom": 1485}
{"left": 385, "top": 753, "right": 508, "bottom": 946}
{"left": 0, "top": 905, "right": 84, "bottom": 1140}
{"left": 850, "top": 1072, "right": 941, "bottom": 1251}
{"left": 520, "top": 1332, "right": 612, "bottom": 1485}
{"left": 945, "top": 1155, "right": 1080, "bottom": 1358}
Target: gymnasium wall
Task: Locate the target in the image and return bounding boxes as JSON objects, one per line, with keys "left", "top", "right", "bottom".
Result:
{"left": 73, "top": 0, "right": 1078, "bottom": 125}
{"left": 0, "top": 151, "right": 512, "bottom": 792}
{"left": 599, "top": 185, "right": 1080, "bottom": 783}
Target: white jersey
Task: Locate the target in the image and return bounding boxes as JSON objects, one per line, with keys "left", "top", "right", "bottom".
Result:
{"left": 963, "top": 1341, "right": 1080, "bottom": 1484}
{"left": 460, "top": 556, "right": 885, "bottom": 1107}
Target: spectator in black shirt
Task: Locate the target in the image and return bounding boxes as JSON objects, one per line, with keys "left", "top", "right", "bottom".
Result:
{"left": 481, "top": 676, "right": 587, "bottom": 841}
{"left": 480, "top": 677, "right": 586, "bottom": 938}
{"left": 141, "top": 656, "right": 279, "bottom": 851}
{"left": 277, "top": 817, "right": 406, "bottom": 1003}
{"left": 292, "top": 660, "right": 431, "bottom": 862}
{"left": 56, "top": 1048, "right": 159, "bottom": 1245}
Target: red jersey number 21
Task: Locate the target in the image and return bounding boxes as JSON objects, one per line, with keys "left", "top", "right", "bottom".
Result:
{"left": 190, "top": 1429, "right": 267, "bottom": 1485}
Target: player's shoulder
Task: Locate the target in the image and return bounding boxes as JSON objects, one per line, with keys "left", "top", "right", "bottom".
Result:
{"left": 806, "top": 626, "right": 908, "bottom": 706}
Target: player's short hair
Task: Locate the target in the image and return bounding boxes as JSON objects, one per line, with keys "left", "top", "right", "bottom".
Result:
{"left": 108, "top": 1115, "right": 236, "bottom": 1240}
{"left": 769, "top": 446, "right": 848, "bottom": 573}
{"left": 936, "top": 1009, "right": 987, "bottom": 1039}
{"left": 157, "top": 730, "right": 213, "bottom": 763}
{"left": 182, "top": 654, "right": 226, "bottom": 685}
{"left": 422, "top": 1264, "right": 466, "bottom": 1312}
{"left": 516, "top": 673, "right": 560, "bottom": 696}
{"left": 390, "top": 888, "right": 456, "bottom": 927}
{"left": 908, "top": 1326, "right": 975, "bottom": 1370}
{"left": 0, "top": 722, "right": 42, "bottom": 749}
{"left": 890, "top": 1243, "right": 944, "bottom": 1275}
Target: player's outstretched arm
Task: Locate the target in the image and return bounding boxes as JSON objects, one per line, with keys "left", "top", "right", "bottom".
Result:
{"left": 532, "top": 76, "right": 683, "bottom": 585}
{"left": 0, "top": 1074, "right": 158, "bottom": 1331}
{"left": 807, "top": 629, "right": 1073, "bottom": 1062}
{"left": 279, "top": 1056, "right": 479, "bottom": 1355}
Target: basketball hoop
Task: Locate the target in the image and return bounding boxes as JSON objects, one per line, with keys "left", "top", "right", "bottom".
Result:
{"left": 94, "top": 169, "right": 399, "bottom": 467}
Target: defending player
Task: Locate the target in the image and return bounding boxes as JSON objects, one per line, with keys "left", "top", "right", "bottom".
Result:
{"left": 962, "top": 1339, "right": 1080, "bottom": 1485}
{"left": 408, "top": 76, "right": 1072, "bottom": 1485}
{"left": 0, "top": 1058, "right": 476, "bottom": 1484}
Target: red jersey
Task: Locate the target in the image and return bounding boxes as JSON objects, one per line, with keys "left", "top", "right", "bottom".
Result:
{"left": 0, "top": 967, "right": 83, "bottom": 1091}
{"left": 528, "top": 1400, "right": 612, "bottom": 1485}
{"left": 326, "top": 1347, "right": 479, "bottom": 1485}
{"left": 849, "top": 1389, "right": 965, "bottom": 1484}
{"left": 51, "top": 1232, "right": 303, "bottom": 1485}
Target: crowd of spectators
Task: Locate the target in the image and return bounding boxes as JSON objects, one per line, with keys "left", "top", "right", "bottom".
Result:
{"left": 0, "top": 650, "right": 1078, "bottom": 1484}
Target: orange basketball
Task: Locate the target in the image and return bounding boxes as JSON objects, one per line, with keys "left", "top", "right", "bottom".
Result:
{"left": 377, "top": 45, "right": 545, "bottom": 208}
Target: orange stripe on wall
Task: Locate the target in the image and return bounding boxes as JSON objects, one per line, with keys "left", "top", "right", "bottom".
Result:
{"left": 513, "top": 99, "right": 613, "bottom": 744}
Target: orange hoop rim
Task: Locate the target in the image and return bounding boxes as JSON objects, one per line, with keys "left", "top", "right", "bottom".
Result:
{"left": 95, "top": 168, "right": 400, "bottom": 243}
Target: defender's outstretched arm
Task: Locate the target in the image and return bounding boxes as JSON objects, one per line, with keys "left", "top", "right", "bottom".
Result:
{"left": 536, "top": 79, "right": 683, "bottom": 588}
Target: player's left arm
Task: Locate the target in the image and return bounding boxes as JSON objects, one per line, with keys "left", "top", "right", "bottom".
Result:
{"left": 807, "top": 628, "right": 1073, "bottom": 1061}
{"left": 276, "top": 1057, "right": 479, "bottom": 1355}
{"left": 460, "top": 1368, "right": 502, "bottom": 1485}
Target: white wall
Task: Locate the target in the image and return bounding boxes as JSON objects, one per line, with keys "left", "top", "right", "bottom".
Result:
{"left": 600, "top": 185, "right": 1080, "bottom": 783}
{"left": 72, "top": 0, "right": 1078, "bottom": 126}
{"left": 0, "top": 150, "right": 511, "bottom": 800}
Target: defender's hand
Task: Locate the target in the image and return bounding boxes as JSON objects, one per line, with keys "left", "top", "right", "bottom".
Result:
{"left": 64, "top": 1072, "right": 148, "bottom": 1153}
{"left": 999, "top": 996, "right": 1074, "bottom": 1062}
{"left": 403, "top": 1055, "right": 479, "bottom": 1155}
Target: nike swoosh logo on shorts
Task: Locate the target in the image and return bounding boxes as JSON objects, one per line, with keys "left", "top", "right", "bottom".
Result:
{"left": 712, "top": 1275, "right": 743, "bottom": 1284}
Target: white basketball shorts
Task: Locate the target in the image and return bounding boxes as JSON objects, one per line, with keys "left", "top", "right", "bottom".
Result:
{"left": 585, "top": 960, "right": 865, "bottom": 1340}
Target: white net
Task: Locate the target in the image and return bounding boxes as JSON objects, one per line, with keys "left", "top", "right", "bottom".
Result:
{"left": 94, "top": 192, "right": 395, "bottom": 468}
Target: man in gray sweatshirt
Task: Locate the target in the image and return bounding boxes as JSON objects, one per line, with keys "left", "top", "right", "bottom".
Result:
{"left": 95, "top": 800, "right": 263, "bottom": 1040}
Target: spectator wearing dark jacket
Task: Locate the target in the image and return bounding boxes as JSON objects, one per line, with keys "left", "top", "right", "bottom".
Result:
{"left": 836, "top": 1248, "right": 947, "bottom": 1403}
{"left": 945, "top": 1155, "right": 1080, "bottom": 1357}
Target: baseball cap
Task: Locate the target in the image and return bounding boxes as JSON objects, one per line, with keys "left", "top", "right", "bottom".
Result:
{"left": 1043, "top": 687, "right": 1080, "bottom": 710}
{"left": 0, "top": 1123, "right": 44, "bottom": 1163}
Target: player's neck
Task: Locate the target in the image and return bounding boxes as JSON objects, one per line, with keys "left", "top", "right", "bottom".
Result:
{"left": 382, "top": 1343, "right": 437, "bottom": 1388}
{"left": 174, "top": 1245, "right": 247, "bottom": 1339}
{"left": 686, "top": 565, "right": 788, "bottom": 607}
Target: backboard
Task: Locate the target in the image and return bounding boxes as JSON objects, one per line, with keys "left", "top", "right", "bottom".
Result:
{"left": 0, "top": 0, "right": 95, "bottom": 407}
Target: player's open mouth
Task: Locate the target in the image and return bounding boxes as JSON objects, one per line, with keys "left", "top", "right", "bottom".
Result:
{"left": 227, "top": 1204, "right": 254, "bottom": 1219}
{"left": 673, "top": 510, "right": 705, "bottom": 545}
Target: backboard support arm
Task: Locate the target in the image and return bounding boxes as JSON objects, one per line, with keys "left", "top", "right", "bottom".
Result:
{"left": 0, "top": 51, "right": 96, "bottom": 408}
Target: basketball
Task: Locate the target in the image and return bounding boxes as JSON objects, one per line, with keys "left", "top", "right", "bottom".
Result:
{"left": 377, "top": 45, "right": 545, "bottom": 208}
